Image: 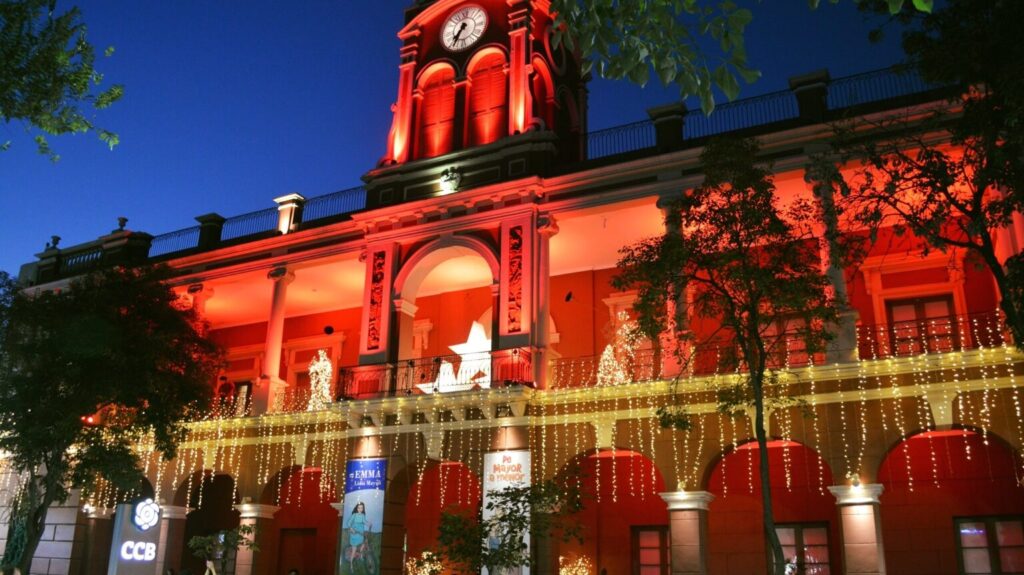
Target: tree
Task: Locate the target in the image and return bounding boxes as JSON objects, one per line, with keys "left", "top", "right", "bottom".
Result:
{"left": 0, "top": 266, "right": 222, "bottom": 574}
{"left": 187, "top": 524, "right": 259, "bottom": 575}
{"left": 422, "top": 476, "right": 584, "bottom": 574}
{"left": 547, "top": 0, "right": 931, "bottom": 114}
{"left": 0, "top": 0, "right": 123, "bottom": 160}
{"left": 615, "top": 137, "right": 840, "bottom": 574}
{"left": 816, "top": 0, "right": 1024, "bottom": 346}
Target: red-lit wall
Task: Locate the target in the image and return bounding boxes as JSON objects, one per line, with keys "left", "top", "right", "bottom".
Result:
{"left": 269, "top": 469, "right": 340, "bottom": 575}
{"left": 558, "top": 452, "right": 669, "bottom": 575}
{"left": 878, "top": 431, "right": 1024, "bottom": 575}
{"left": 404, "top": 462, "right": 481, "bottom": 573}
{"left": 706, "top": 442, "right": 840, "bottom": 575}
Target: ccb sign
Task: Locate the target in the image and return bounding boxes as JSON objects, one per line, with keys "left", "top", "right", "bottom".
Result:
{"left": 107, "top": 498, "right": 162, "bottom": 575}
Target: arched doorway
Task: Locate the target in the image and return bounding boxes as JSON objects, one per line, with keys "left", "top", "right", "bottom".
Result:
{"left": 705, "top": 440, "right": 839, "bottom": 575}
{"left": 262, "top": 466, "right": 340, "bottom": 575}
{"left": 878, "top": 429, "right": 1024, "bottom": 574}
{"left": 558, "top": 449, "right": 670, "bottom": 575}
{"left": 175, "top": 471, "right": 239, "bottom": 574}
{"left": 403, "top": 461, "right": 481, "bottom": 573}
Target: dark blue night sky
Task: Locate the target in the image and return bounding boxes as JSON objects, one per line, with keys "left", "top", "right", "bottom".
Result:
{"left": 0, "top": 1, "right": 904, "bottom": 275}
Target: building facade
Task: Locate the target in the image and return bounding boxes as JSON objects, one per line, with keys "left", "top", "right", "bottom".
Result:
{"left": 9, "top": 1, "right": 1024, "bottom": 575}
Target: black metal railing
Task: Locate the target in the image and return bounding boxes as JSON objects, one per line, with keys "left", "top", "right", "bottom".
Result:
{"left": 684, "top": 89, "right": 799, "bottom": 139}
{"left": 221, "top": 207, "right": 279, "bottom": 241}
{"left": 586, "top": 120, "right": 656, "bottom": 159}
{"left": 302, "top": 186, "right": 367, "bottom": 223}
{"left": 583, "top": 66, "right": 942, "bottom": 160}
{"left": 336, "top": 348, "right": 533, "bottom": 401}
{"left": 826, "top": 67, "right": 939, "bottom": 110}
{"left": 149, "top": 226, "right": 201, "bottom": 257}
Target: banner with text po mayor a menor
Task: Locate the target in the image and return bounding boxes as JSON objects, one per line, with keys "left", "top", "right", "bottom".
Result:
{"left": 339, "top": 458, "right": 387, "bottom": 575}
{"left": 482, "top": 450, "right": 532, "bottom": 575}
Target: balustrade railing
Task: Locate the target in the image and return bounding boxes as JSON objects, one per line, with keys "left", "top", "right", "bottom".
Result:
{"left": 826, "top": 67, "right": 938, "bottom": 110}
{"left": 302, "top": 186, "right": 367, "bottom": 223}
{"left": 149, "top": 226, "right": 201, "bottom": 257}
{"left": 684, "top": 89, "right": 798, "bottom": 140}
{"left": 58, "top": 247, "right": 104, "bottom": 274}
{"left": 586, "top": 120, "right": 655, "bottom": 159}
{"left": 221, "top": 207, "right": 279, "bottom": 241}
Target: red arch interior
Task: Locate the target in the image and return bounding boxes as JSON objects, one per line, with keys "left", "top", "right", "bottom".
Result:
{"left": 271, "top": 468, "right": 340, "bottom": 575}
{"left": 878, "top": 430, "right": 1024, "bottom": 574}
{"left": 706, "top": 441, "right": 839, "bottom": 575}
{"left": 404, "top": 462, "right": 482, "bottom": 572}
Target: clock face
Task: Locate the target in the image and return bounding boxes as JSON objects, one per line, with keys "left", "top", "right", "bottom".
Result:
{"left": 441, "top": 5, "right": 488, "bottom": 52}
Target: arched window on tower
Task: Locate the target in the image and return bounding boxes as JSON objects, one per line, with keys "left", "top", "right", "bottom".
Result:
{"left": 416, "top": 64, "right": 456, "bottom": 160}
{"left": 467, "top": 50, "right": 508, "bottom": 147}
{"left": 531, "top": 57, "right": 555, "bottom": 131}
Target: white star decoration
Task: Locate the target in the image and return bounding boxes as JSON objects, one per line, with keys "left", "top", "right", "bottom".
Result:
{"left": 418, "top": 321, "right": 492, "bottom": 394}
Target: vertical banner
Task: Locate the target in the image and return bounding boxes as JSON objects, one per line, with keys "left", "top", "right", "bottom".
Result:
{"left": 339, "top": 458, "right": 387, "bottom": 575}
{"left": 482, "top": 450, "right": 532, "bottom": 575}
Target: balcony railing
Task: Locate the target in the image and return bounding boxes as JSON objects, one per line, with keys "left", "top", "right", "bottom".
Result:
{"left": 149, "top": 226, "right": 201, "bottom": 257}
{"left": 548, "top": 312, "right": 1008, "bottom": 389}
{"left": 337, "top": 348, "right": 533, "bottom": 400}
{"left": 200, "top": 312, "right": 1012, "bottom": 419}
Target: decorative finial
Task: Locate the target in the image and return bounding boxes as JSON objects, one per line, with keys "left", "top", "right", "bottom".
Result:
{"left": 117, "top": 217, "right": 128, "bottom": 231}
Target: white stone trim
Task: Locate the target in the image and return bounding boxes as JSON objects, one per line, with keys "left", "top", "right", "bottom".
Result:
{"left": 660, "top": 490, "right": 715, "bottom": 511}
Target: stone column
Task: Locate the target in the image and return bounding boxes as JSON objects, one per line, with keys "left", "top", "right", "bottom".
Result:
{"left": 828, "top": 484, "right": 886, "bottom": 575}
{"left": 154, "top": 505, "right": 189, "bottom": 575}
{"left": 812, "top": 163, "right": 859, "bottom": 364}
{"left": 82, "top": 507, "right": 113, "bottom": 575}
{"left": 534, "top": 215, "right": 558, "bottom": 389}
{"left": 659, "top": 491, "right": 714, "bottom": 575}
{"left": 232, "top": 504, "right": 279, "bottom": 575}
{"left": 254, "top": 267, "right": 294, "bottom": 415}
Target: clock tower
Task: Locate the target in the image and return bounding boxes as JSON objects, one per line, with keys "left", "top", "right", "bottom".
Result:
{"left": 363, "top": 0, "right": 587, "bottom": 208}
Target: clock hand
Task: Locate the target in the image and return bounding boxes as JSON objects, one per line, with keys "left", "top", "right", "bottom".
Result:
{"left": 452, "top": 21, "right": 468, "bottom": 44}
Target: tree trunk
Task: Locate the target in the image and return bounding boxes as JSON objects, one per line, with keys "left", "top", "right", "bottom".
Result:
{"left": 751, "top": 369, "right": 786, "bottom": 575}
{"left": 978, "top": 235, "right": 1024, "bottom": 347}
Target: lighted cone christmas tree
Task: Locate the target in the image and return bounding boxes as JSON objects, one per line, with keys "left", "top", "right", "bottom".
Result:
{"left": 306, "top": 349, "right": 333, "bottom": 411}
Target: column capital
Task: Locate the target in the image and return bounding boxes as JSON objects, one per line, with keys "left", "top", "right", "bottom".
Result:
{"left": 158, "top": 504, "right": 191, "bottom": 520}
{"left": 828, "top": 483, "right": 884, "bottom": 506}
{"left": 394, "top": 298, "right": 419, "bottom": 318}
{"left": 537, "top": 214, "right": 559, "bottom": 237}
{"left": 234, "top": 503, "right": 280, "bottom": 520}
{"left": 267, "top": 267, "right": 295, "bottom": 284}
{"left": 330, "top": 501, "right": 346, "bottom": 517}
{"left": 660, "top": 490, "right": 715, "bottom": 511}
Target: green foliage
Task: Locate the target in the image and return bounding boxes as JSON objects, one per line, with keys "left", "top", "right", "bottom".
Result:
{"left": 0, "top": 0, "right": 123, "bottom": 160}
{"left": 614, "top": 137, "right": 841, "bottom": 575}
{"left": 188, "top": 524, "right": 259, "bottom": 575}
{"left": 0, "top": 266, "right": 223, "bottom": 572}
{"left": 424, "top": 475, "right": 585, "bottom": 574}
{"left": 821, "top": 0, "right": 1024, "bottom": 347}
{"left": 548, "top": 0, "right": 929, "bottom": 114}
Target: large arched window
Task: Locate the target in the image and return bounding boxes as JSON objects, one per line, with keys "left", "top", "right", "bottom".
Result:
{"left": 467, "top": 50, "right": 508, "bottom": 147}
{"left": 416, "top": 64, "right": 456, "bottom": 159}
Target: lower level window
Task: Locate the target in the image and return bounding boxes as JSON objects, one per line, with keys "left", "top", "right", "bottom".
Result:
{"left": 775, "top": 523, "right": 831, "bottom": 574}
{"left": 632, "top": 525, "right": 669, "bottom": 575}
{"left": 956, "top": 516, "right": 1024, "bottom": 574}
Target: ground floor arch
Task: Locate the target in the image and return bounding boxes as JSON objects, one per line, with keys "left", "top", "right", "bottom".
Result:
{"left": 705, "top": 439, "right": 839, "bottom": 575}
{"left": 176, "top": 471, "right": 240, "bottom": 573}
{"left": 878, "top": 429, "right": 1024, "bottom": 574}
{"left": 556, "top": 449, "right": 670, "bottom": 575}
{"left": 403, "top": 461, "right": 481, "bottom": 573}
{"left": 257, "top": 466, "right": 340, "bottom": 575}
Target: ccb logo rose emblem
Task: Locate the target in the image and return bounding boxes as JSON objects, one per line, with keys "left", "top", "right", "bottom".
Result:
{"left": 133, "top": 498, "right": 160, "bottom": 531}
